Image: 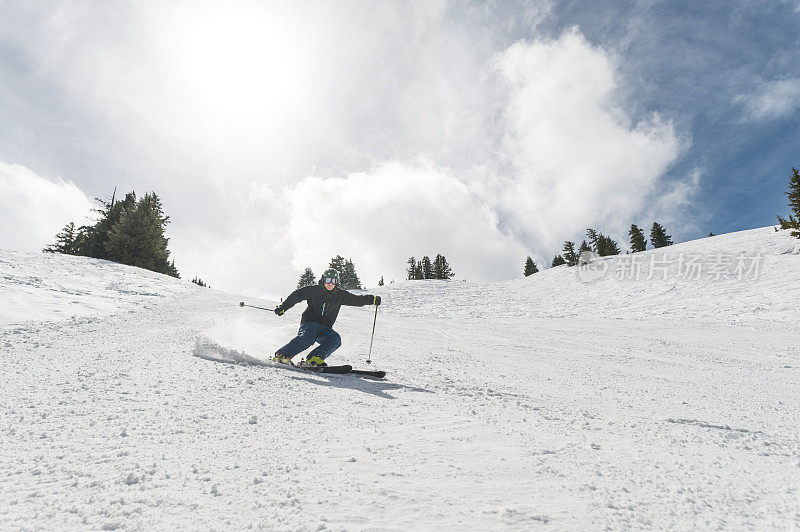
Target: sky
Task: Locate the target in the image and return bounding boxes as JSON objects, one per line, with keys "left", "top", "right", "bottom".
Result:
{"left": 1, "top": 0, "right": 799, "bottom": 299}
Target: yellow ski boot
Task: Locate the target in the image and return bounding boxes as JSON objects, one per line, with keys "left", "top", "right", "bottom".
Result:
{"left": 272, "top": 353, "right": 292, "bottom": 364}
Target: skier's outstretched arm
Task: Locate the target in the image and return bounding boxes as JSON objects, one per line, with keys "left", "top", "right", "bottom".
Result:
{"left": 342, "top": 291, "right": 381, "bottom": 307}
{"left": 275, "top": 286, "right": 311, "bottom": 315}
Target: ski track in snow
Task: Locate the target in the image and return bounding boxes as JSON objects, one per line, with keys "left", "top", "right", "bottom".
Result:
{"left": 1, "top": 228, "right": 800, "bottom": 530}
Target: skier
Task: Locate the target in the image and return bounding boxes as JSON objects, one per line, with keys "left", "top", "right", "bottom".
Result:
{"left": 272, "top": 268, "right": 381, "bottom": 367}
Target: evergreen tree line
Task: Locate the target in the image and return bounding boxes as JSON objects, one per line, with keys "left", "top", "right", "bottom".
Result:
{"left": 534, "top": 165, "right": 800, "bottom": 277}
{"left": 406, "top": 255, "right": 454, "bottom": 280}
{"left": 525, "top": 222, "right": 673, "bottom": 275}
{"left": 44, "top": 190, "right": 179, "bottom": 278}
{"left": 776, "top": 167, "right": 800, "bottom": 239}
{"left": 297, "top": 255, "right": 363, "bottom": 290}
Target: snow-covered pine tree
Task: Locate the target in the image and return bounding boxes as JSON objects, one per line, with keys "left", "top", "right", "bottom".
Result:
{"left": 629, "top": 224, "right": 647, "bottom": 252}
{"left": 563, "top": 241, "right": 578, "bottom": 266}
{"left": 421, "top": 256, "right": 433, "bottom": 279}
{"left": 524, "top": 256, "right": 538, "bottom": 276}
{"left": 432, "top": 254, "right": 454, "bottom": 279}
{"left": 551, "top": 254, "right": 566, "bottom": 267}
{"left": 297, "top": 267, "right": 316, "bottom": 288}
{"left": 378, "top": 276, "right": 384, "bottom": 286}
{"left": 650, "top": 222, "right": 673, "bottom": 248}
{"left": 578, "top": 240, "right": 592, "bottom": 255}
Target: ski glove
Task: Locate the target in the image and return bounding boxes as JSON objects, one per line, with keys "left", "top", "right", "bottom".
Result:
{"left": 372, "top": 295, "right": 381, "bottom": 306}
{"left": 274, "top": 306, "right": 285, "bottom": 316}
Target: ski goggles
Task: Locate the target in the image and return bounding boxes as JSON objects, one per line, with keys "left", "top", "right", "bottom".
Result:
{"left": 324, "top": 277, "right": 338, "bottom": 284}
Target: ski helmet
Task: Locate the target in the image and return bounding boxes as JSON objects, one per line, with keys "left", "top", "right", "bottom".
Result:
{"left": 321, "top": 268, "right": 340, "bottom": 285}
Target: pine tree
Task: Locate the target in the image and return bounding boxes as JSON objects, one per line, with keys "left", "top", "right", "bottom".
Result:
{"left": 551, "top": 255, "right": 566, "bottom": 267}
{"left": 432, "top": 254, "right": 454, "bottom": 279}
{"left": 585, "top": 228, "right": 621, "bottom": 256}
{"left": 421, "top": 256, "right": 433, "bottom": 279}
{"left": 576, "top": 240, "right": 593, "bottom": 264}
{"left": 777, "top": 167, "right": 800, "bottom": 238}
{"left": 341, "top": 258, "right": 362, "bottom": 289}
{"left": 105, "top": 192, "right": 178, "bottom": 277}
{"left": 562, "top": 241, "right": 578, "bottom": 266}
{"left": 650, "top": 222, "right": 673, "bottom": 248}
{"left": 629, "top": 224, "right": 647, "bottom": 252}
{"left": 44, "top": 189, "right": 179, "bottom": 276}
{"left": 43, "top": 222, "right": 79, "bottom": 254}
{"left": 44, "top": 189, "right": 127, "bottom": 258}
{"left": 586, "top": 229, "right": 600, "bottom": 251}
{"left": 414, "top": 262, "right": 423, "bottom": 280}
{"left": 328, "top": 255, "right": 346, "bottom": 275}
{"left": 166, "top": 259, "right": 180, "bottom": 279}
{"left": 191, "top": 277, "right": 208, "bottom": 287}
{"left": 777, "top": 214, "right": 799, "bottom": 232}
{"left": 378, "top": 276, "right": 384, "bottom": 286}
{"left": 708, "top": 232, "right": 715, "bottom": 237}
{"left": 787, "top": 167, "right": 800, "bottom": 218}
{"left": 297, "top": 267, "right": 316, "bottom": 289}
{"left": 86, "top": 191, "right": 137, "bottom": 260}
{"left": 406, "top": 257, "right": 417, "bottom": 280}
{"left": 596, "top": 234, "right": 621, "bottom": 256}
{"left": 524, "top": 256, "right": 538, "bottom": 276}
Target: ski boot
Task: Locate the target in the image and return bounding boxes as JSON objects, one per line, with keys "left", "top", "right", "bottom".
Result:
{"left": 299, "top": 355, "right": 327, "bottom": 367}
{"left": 272, "top": 353, "right": 292, "bottom": 365}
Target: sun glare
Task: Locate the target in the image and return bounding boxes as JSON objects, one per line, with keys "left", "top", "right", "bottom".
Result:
{"left": 165, "top": 3, "right": 315, "bottom": 131}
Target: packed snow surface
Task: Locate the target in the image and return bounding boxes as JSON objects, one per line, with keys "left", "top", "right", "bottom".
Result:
{"left": 1, "top": 227, "right": 799, "bottom": 530}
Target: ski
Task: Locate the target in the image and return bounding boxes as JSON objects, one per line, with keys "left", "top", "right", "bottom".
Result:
{"left": 267, "top": 361, "right": 352, "bottom": 375}
{"left": 296, "top": 364, "right": 352, "bottom": 374}
{"left": 350, "top": 369, "right": 386, "bottom": 379}
{"left": 269, "top": 360, "right": 385, "bottom": 378}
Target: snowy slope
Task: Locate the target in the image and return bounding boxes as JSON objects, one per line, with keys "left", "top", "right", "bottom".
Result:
{"left": 1, "top": 228, "right": 799, "bottom": 530}
{"left": 0, "top": 250, "right": 192, "bottom": 325}
{"left": 377, "top": 226, "right": 800, "bottom": 322}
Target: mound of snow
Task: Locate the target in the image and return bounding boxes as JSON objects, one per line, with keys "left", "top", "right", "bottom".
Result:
{"left": 0, "top": 250, "right": 193, "bottom": 325}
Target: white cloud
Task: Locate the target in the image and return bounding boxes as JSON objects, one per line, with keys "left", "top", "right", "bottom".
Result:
{"left": 737, "top": 78, "right": 800, "bottom": 122}
{"left": 0, "top": 162, "right": 95, "bottom": 252}
{"left": 283, "top": 29, "right": 693, "bottom": 284}
{"left": 492, "top": 29, "right": 686, "bottom": 252}
{"left": 0, "top": 9, "right": 696, "bottom": 293}
{"left": 287, "top": 161, "right": 527, "bottom": 284}
{"left": 167, "top": 181, "right": 296, "bottom": 300}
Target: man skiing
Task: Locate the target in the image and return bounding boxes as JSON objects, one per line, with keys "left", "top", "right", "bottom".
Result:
{"left": 272, "top": 268, "right": 381, "bottom": 367}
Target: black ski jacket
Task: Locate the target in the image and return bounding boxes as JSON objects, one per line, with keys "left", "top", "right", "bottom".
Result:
{"left": 278, "top": 280, "right": 375, "bottom": 327}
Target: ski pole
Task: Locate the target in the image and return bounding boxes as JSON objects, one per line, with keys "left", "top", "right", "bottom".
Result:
{"left": 239, "top": 302, "right": 274, "bottom": 312}
{"left": 366, "top": 304, "right": 378, "bottom": 365}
